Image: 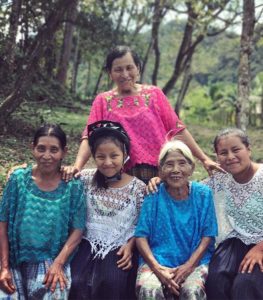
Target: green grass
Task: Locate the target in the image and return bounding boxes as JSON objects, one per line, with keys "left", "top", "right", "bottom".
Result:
{"left": 1, "top": 107, "right": 262, "bottom": 195}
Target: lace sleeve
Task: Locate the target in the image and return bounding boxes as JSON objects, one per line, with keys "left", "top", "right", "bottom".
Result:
{"left": 133, "top": 178, "right": 146, "bottom": 225}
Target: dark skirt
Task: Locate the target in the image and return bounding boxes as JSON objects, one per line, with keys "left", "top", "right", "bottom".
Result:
{"left": 205, "top": 238, "right": 263, "bottom": 300}
{"left": 69, "top": 239, "right": 138, "bottom": 300}
{"left": 127, "top": 164, "right": 158, "bottom": 184}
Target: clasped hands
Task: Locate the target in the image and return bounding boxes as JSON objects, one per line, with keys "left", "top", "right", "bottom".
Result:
{"left": 154, "top": 263, "right": 194, "bottom": 296}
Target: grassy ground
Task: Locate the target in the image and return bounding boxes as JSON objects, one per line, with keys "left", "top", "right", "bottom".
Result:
{"left": 0, "top": 107, "right": 262, "bottom": 195}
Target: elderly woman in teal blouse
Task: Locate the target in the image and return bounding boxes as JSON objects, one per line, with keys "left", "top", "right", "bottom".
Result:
{"left": 135, "top": 140, "right": 217, "bottom": 300}
{"left": 0, "top": 124, "right": 86, "bottom": 300}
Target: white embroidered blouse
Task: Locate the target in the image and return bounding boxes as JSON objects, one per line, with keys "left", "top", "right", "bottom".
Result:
{"left": 204, "top": 164, "right": 263, "bottom": 245}
{"left": 80, "top": 169, "right": 146, "bottom": 259}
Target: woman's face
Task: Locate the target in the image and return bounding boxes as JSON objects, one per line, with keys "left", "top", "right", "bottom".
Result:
{"left": 160, "top": 151, "right": 193, "bottom": 191}
{"left": 109, "top": 52, "right": 140, "bottom": 94}
{"left": 94, "top": 140, "right": 124, "bottom": 178}
{"left": 32, "top": 136, "right": 67, "bottom": 174}
{"left": 216, "top": 134, "right": 251, "bottom": 179}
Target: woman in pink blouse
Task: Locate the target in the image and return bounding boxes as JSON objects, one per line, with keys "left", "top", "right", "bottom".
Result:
{"left": 63, "top": 46, "right": 222, "bottom": 183}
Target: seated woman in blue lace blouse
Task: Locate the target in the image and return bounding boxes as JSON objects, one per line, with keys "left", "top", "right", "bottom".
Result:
{"left": 0, "top": 124, "right": 86, "bottom": 300}
{"left": 135, "top": 140, "right": 217, "bottom": 300}
{"left": 69, "top": 120, "right": 146, "bottom": 300}
{"left": 204, "top": 128, "right": 263, "bottom": 300}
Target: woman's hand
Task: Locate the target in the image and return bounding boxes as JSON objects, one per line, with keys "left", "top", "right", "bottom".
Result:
{"left": 0, "top": 268, "right": 16, "bottom": 294}
{"left": 154, "top": 265, "right": 180, "bottom": 296}
{"left": 173, "top": 262, "right": 195, "bottom": 285}
{"left": 61, "top": 165, "right": 80, "bottom": 182}
{"left": 147, "top": 177, "right": 161, "bottom": 194}
{"left": 43, "top": 261, "right": 67, "bottom": 293}
{"left": 7, "top": 163, "right": 27, "bottom": 180}
{"left": 202, "top": 158, "right": 226, "bottom": 176}
{"left": 239, "top": 245, "right": 263, "bottom": 273}
{"left": 116, "top": 244, "right": 133, "bottom": 270}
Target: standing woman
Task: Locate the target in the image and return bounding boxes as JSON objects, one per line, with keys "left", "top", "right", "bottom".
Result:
{"left": 204, "top": 128, "right": 263, "bottom": 300}
{"left": 63, "top": 45, "right": 222, "bottom": 183}
{"left": 0, "top": 124, "right": 86, "bottom": 300}
{"left": 69, "top": 120, "right": 146, "bottom": 300}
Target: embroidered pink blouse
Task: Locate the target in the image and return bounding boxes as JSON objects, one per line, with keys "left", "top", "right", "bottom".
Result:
{"left": 82, "top": 85, "right": 185, "bottom": 169}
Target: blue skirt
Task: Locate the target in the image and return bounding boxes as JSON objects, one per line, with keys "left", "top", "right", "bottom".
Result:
{"left": 0, "top": 259, "right": 71, "bottom": 300}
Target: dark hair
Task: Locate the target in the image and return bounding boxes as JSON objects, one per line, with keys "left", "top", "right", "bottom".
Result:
{"left": 88, "top": 120, "right": 130, "bottom": 155}
{"left": 105, "top": 45, "right": 142, "bottom": 73}
{"left": 213, "top": 128, "right": 250, "bottom": 153}
{"left": 33, "top": 123, "right": 67, "bottom": 149}
{"left": 88, "top": 120, "right": 130, "bottom": 189}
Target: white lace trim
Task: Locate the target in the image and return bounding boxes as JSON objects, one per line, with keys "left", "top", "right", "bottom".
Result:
{"left": 204, "top": 165, "right": 263, "bottom": 245}
{"left": 80, "top": 169, "right": 145, "bottom": 259}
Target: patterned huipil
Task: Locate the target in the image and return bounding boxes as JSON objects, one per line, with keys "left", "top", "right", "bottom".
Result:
{"left": 82, "top": 85, "right": 185, "bottom": 170}
{"left": 204, "top": 164, "right": 263, "bottom": 245}
{"left": 80, "top": 169, "right": 146, "bottom": 259}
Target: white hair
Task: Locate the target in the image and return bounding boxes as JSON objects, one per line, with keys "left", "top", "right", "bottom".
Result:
{"left": 158, "top": 140, "right": 195, "bottom": 167}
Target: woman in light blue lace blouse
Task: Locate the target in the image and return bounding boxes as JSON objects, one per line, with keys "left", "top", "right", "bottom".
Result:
{"left": 0, "top": 124, "right": 86, "bottom": 300}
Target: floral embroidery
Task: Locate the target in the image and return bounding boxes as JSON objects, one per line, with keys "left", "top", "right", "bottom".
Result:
{"left": 144, "top": 94, "right": 150, "bottom": 106}
{"left": 134, "top": 98, "right": 139, "bottom": 106}
{"left": 105, "top": 95, "right": 113, "bottom": 111}
{"left": 117, "top": 98, "right": 123, "bottom": 108}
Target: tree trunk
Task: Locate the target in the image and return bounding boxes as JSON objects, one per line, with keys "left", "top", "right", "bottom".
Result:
{"left": 71, "top": 28, "right": 81, "bottom": 94}
{"left": 140, "top": 39, "right": 153, "bottom": 82}
{"left": 92, "top": 66, "right": 104, "bottom": 96}
{"left": 162, "top": 3, "right": 201, "bottom": 96}
{"left": 0, "top": 0, "right": 77, "bottom": 127}
{"left": 151, "top": 0, "right": 166, "bottom": 85}
{"left": 56, "top": 0, "right": 78, "bottom": 85}
{"left": 236, "top": 0, "right": 255, "bottom": 130}
{"left": 175, "top": 59, "right": 192, "bottom": 115}
{"left": 5, "top": 0, "right": 22, "bottom": 72}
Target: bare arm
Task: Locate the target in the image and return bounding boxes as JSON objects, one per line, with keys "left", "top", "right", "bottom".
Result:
{"left": 136, "top": 237, "right": 180, "bottom": 296}
{"left": 0, "top": 222, "right": 16, "bottom": 294}
{"left": 43, "top": 229, "right": 83, "bottom": 292}
{"left": 62, "top": 139, "right": 91, "bottom": 181}
{"left": 175, "top": 129, "right": 225, "bottom": 175}
{"left": 173, "top": 237, "right": 211, "bottom": 283}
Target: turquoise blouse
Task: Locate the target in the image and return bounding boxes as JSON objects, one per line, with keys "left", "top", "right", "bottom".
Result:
{"left": 0, "top": 166, "right": 86, "bottom": 267}
{"left": 135, "top": 182, "right": 218, "bottom": 267}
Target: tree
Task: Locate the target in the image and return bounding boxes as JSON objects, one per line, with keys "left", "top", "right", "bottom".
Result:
{"left": 5, "top": 0, "right": 22, "bottom": 72}
{"left": 236, "top": 0, "right": 255, "bottom": 130}
{"left": 0, "top": 0, "right": 77, "bottom": 127}
{"left": 56, "top": 0, "right": 79, "bottom": 85}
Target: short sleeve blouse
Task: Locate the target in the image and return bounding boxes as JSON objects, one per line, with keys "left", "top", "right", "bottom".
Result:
{"left": 82, "top": 85, "right": 185, "bottom": 169}
{"left": 0, "top": 166, "right": 86, "bottom": 266}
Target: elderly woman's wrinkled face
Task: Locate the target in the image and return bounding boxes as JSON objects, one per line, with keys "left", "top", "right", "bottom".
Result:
{"left": 160, "top": 150, "right": 194, "bottom": 190}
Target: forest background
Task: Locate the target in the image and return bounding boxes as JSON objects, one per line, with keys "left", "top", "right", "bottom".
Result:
{"left": 0, "top": 0, "right": 263, "bottom": 194}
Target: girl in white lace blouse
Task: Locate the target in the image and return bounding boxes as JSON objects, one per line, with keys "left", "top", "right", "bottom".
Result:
{"left": 205, "top": 128, "right": 263, "bottom": 300}
{"left": 69, "top": 120, "right": 146, "bottom": 300}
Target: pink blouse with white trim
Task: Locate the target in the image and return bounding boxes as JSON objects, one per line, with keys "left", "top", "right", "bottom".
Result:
{"left": 82, "top": 85, "right": 185, "bottom": 169}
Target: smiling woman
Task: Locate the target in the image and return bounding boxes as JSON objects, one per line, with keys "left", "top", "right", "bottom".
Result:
{"left": 69, "top": 120, "right": 146, "bottom": 300}
{"left": 62, "top": 45, "right": 223, "bottom": 184}
{"left": 135, "top": 140, "right": 217, "bottom": 300}
{"left": 0, "top": 124, "right": 86, "bottom": 300}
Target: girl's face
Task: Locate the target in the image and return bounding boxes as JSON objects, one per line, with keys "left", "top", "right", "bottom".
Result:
{"left": 109, "top": 52, "right": 140, "bottom": 94}
{"left": 32, "top": 136, "right": 67, "bottom": 174}
{"left": 94, "top": 141, "right": 124, "bottom": 178}
{"left": 216, "top": 134, "right": 251, "bottom": 179}
{"left": 160, "top": 151, "right": 193, "bottom": 191}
